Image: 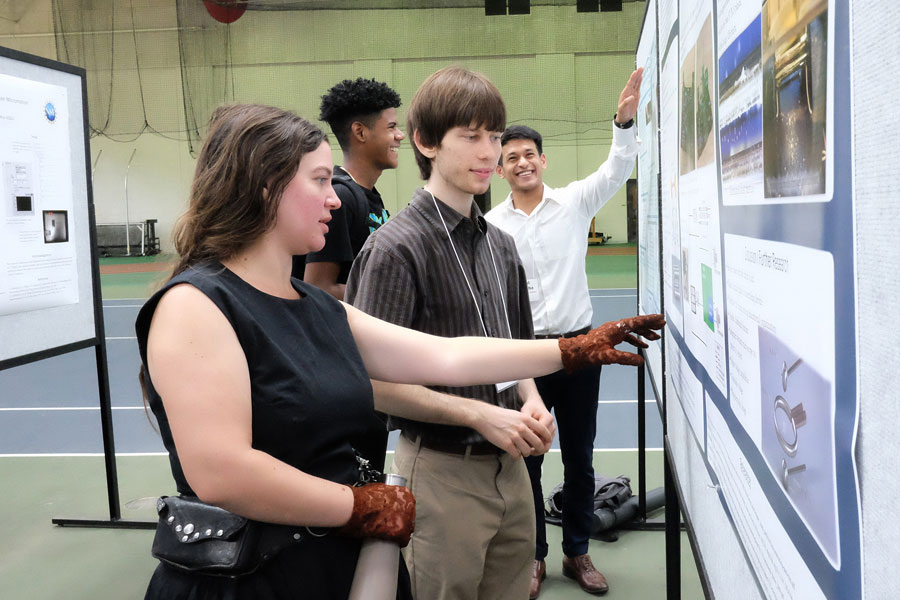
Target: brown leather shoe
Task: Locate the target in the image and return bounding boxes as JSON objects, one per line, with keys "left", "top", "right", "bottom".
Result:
{"left": 562, "top": 554, "right": 609, "bottom": 595}
{"left": 529, "top": 559, "right": 546, "bottom": 599}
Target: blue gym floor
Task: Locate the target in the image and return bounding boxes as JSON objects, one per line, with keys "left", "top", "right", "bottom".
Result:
{"left": 0, "top": 289, "right": 661, "bottom": 456}
{"left": 0, "top": 284, "right": 704, "bottom": 600}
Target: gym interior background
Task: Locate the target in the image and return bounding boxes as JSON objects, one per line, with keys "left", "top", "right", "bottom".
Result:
{"left": 2, "top": 0, "right": 646, "bottom": 254}
{"left": 0, "top": 1, "right": 707, "bottom": 599}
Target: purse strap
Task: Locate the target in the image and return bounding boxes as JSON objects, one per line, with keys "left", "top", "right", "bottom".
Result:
{"left": 353, "top": 449, "right": 383, "bottom": 486}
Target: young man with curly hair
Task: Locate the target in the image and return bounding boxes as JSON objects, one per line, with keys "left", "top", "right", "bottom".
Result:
{"left": 298, "top": 77, "right": 405, "bottom": 301}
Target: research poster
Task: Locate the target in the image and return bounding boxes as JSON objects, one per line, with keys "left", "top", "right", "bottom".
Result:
{"left": 658, "top": 0, "right": 684, "bottom": 354}
{"left": 642, "top": 0, "right": 860, "bottom": 597}
{"left": 636, "top": 0, "right": 663, "bottom": 391}
{"left": 679, "top": 0, "right": 728, "bottom": 397}
{"left": 0, "top": 72, "right": 79, "bottom": 316}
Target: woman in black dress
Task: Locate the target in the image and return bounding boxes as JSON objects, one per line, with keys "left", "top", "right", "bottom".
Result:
{"left": 137, "top": 103, "right": 662, "bottom": 599}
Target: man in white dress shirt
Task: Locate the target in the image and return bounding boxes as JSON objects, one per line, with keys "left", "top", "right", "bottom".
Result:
{"left": 485, "top": 68, "right": 643, "bottom": 598}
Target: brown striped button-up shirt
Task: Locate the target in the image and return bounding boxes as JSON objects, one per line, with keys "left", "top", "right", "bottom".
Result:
{"left": 346, "top": 188, "right": 534, "bottom": 445}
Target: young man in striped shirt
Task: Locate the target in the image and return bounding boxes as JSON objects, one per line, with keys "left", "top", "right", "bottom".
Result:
{"left": 347, "top": 65, "right": 552, "bottom": 600}
{"left": 347, "top": 65, "right": 658, "bottom": 599}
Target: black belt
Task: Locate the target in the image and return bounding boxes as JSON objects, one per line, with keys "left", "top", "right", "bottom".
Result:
{"left": 402, "top": 432, "right": 501, "bottom": 456}
{"left": 534, "top": 325, "right": 591, "bottom": 340}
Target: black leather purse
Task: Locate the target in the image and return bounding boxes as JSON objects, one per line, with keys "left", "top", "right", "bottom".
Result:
{"left": 150, "top": 454, "right": 379, "bottom": 577}
{"left": 151, "top": 496, "right": 262, "bottom": 576}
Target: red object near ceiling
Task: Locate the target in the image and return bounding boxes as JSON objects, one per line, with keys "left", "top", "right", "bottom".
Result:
{"left": 203, "top": 1, "right": 248, "bottom": 24}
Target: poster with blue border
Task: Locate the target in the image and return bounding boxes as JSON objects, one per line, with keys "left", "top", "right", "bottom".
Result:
{"left": 636, "top": 0, "right": 663, "bottom": 394}
{"left": 645, "top": 0, "right": 862, "bottom": 597}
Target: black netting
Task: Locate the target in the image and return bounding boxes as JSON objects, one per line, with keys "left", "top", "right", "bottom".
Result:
{"left": 48, "top": 0, "right": 638, "bottom": 154}
{"left": 53, "top": 0, "right": 190, "bottom": 141}
{"left": 176, "top": 2, "right": 234, "bottom": 154}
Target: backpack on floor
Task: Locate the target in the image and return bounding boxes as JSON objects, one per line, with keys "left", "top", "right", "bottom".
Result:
{"left": 544, "top": 474, "right": 633, "bottom": 526}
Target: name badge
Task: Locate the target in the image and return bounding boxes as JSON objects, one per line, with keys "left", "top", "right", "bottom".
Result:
{"left": 526, "top": 278, "right": 539, "bottom": 300}
{"left": 496, "top": 380, "right": 518, "bottom": 393}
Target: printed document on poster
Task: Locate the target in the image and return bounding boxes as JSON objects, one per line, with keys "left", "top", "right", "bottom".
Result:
{"left": 637, "top": 0, "right": 661, "bottom": 319}
{"left": 0, "top": 73, "right": 78, "bottom": 316}
{"left": 636, "top": 0, "right": 663, "bottom": 382}
{"left": 658, "top": 0, "right": 684, "bottom": 338}
{"left": 666, "top": 334, "right": 704, "bottom": 442}
{"left": 724, "top": 232, "right": 839, "bottom": 566}
{"left": 707, "top": 398, "right": 826, "bottom": 599}
{"left": 679, "top": 0, "right": 727, "bottom": 396}
{"left": 718, "top": 0, "right": 833, "bottom": 205}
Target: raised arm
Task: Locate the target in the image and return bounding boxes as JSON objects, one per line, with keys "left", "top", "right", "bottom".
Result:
{"left": 615, "top": 67, "right": 643, "bottom": 125}
{"left": 147, "top": 284, "right": 355, "bottom": 527}
{"left": 567, "top": 68, "right": 645, "bottom": 217}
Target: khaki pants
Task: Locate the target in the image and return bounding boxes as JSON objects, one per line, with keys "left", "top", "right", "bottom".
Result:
{"left": 391, "top": 434, "right": 535, "bottom": 600}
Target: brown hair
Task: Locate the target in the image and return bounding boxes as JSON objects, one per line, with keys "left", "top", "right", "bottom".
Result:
{"left": 169, "top": 103, "right": 327, "bottom": 279}
{"left": 407, "top": 66, "right": 506, "bottom": 180}
{"left": 141, "top": 104, "right": 326, "bottom": 421}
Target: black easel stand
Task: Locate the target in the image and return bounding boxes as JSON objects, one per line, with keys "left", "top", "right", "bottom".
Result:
{"left": 50, "top": 342, "right": 154, "bottom": 530}
{"left": 620, "top": 351, "right": 666, "bottom": 531}
{"left": 0, "top": 46, "right": 154, "bottom": 531}
{"left": 664, "top": 438, "right": 681, "bottom": 598}
{"left": 50, "top": 203, "right": 154, "bottom": 530}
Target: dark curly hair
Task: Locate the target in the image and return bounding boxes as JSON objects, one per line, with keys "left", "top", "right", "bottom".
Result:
{"left": 319, "top": 78, "right": 402, "bottom": 151}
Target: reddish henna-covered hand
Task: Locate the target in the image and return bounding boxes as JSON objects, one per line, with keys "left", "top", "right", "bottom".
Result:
{"left": 558, "top": 314, "right": 665, "bottom": 372}
{"left": 336, "top": 483, "right": 416, "bottom": 547}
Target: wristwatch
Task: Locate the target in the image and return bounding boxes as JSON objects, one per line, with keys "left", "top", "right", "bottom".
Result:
{"left": 613, "top": 113, "right": 634, "bottom": 129}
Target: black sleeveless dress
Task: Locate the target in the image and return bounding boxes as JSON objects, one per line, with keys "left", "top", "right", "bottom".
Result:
{"left": 135, "top": 263, "right": 410, "bottom": 600}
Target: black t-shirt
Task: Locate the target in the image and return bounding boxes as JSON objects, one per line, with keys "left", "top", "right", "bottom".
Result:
{"left": 304, "top": 166, "right": 390, "bottom": 284}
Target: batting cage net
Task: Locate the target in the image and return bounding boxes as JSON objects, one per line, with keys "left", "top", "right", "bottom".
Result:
{"left": 49, "top": 0, "right": 641, "bottom": 155}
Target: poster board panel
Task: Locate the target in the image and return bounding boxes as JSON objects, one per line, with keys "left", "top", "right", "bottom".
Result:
{"left": 638, "top": 1, "right": 862, "bottom": 597}
{"left": 636, "top": 0, "right": 665, "bottom": 401}
{"left": 0, "top": 46, "right": 97, "bottom": 366}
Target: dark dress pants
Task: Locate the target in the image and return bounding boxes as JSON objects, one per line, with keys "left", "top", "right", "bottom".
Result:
{"left": 525, "top": 365, "right": 601, "bottom": 560}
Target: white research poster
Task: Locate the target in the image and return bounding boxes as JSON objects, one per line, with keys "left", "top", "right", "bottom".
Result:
{"left": 0, "top": 72, "right": 79, "bottom": 316}
{"left": 642, "top": 0, "right": 861, "bottom": 597}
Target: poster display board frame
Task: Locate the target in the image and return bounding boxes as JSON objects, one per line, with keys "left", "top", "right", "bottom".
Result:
{"left": 635, "top": 1, "right": 862, "bottom": 598}
{"left": 0, "top": 45, "right": 151, "bottom": 530}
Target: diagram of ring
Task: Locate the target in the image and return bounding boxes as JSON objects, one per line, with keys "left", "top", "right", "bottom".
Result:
{"left": 758, "top": 325, "right": 838, "bottom": 566}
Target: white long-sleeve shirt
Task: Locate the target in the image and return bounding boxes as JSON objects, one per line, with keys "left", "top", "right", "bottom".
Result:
{"left": 485, "top": 124, "right": 639, "bottom": 335}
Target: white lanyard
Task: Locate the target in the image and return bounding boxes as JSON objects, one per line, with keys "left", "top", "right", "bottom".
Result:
{"left": 428, "top": 190, "right": 517, "bottom": 393}
{"left": 428, "top": 190, "right": 512, "bottom": 338}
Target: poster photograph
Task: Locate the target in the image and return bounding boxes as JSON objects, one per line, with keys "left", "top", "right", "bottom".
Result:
{"left": 679, "top": 0, "right": 727, "bottom": 396}
{"left": 0, "top": 72, "right": 79, "bottom": 317}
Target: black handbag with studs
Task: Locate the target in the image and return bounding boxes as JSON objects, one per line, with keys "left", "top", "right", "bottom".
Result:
{"left": 151, "top": 495, "right": 263, "bottom": 576}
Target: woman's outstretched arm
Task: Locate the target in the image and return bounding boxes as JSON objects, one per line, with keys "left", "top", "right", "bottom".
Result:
{"left": 344, "top": 301, "right": 664, "bottom": 386}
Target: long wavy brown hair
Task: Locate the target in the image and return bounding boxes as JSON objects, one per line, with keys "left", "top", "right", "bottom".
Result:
{"left": 140, "top": 104, "right": 326, "bottom": 421}
{"left": 169, "top": 103, "right": 328, "bottom": 279}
